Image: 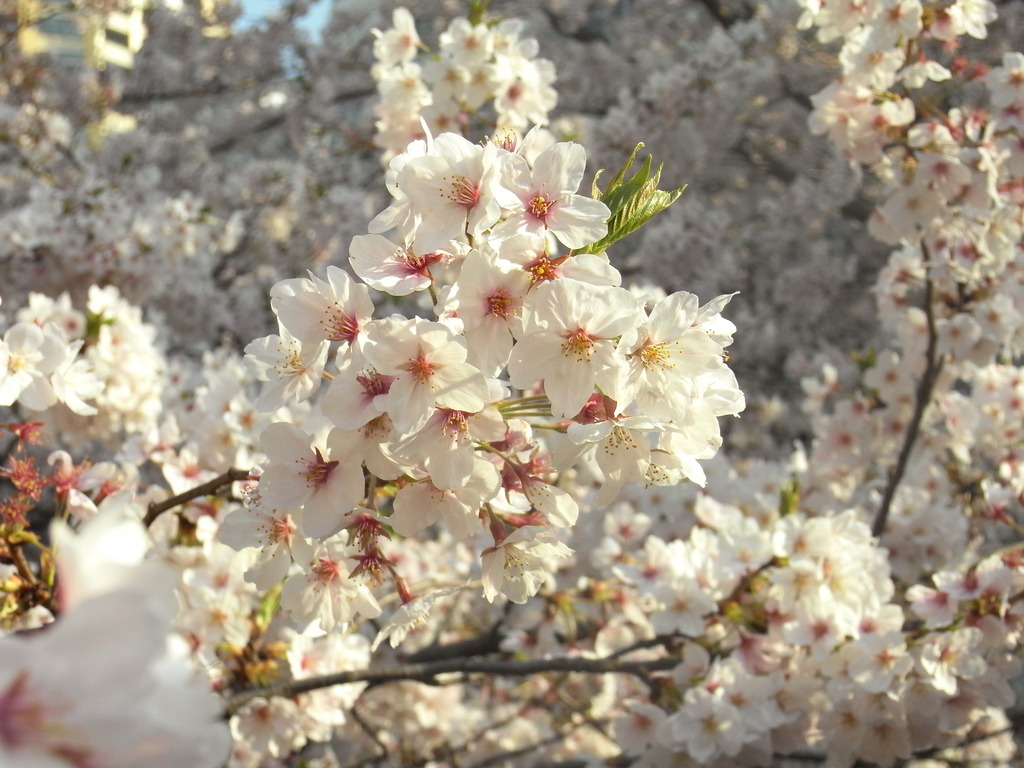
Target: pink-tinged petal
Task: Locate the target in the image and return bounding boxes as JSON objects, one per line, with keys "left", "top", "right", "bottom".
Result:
{"left": 532, "top": 142, "right": 588, "bottom": 193}
{"left": 432, "top": 361, "right": 490, "bottom": 412}
{"left": 547, "top": 196, "right": 610, "bottom": 249}
{"left": 547, "top": 356, "right": 599, "bottom": 418}
{"left": 506, "top": 335, "right": 564, "bottom": 388}
{"left": 390, "top": 481, "right": 444, "bottom": 536}
{"left": 300, "top": 461, "right": 365, "bottom": 539}
{"left": 524, "top": 481, "right": 578, "bottom": 527}
{"left": 428, "top": 433, "right": 475, "bottom": 490}
{"left": 260, "top": 422, "right": 313, "bottom": 464}
{"left": 384, "top": 375, "right": 438, "bottom": 433}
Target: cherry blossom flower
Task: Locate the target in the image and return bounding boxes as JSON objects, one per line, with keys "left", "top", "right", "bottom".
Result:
{"left": 391, "top": 406, "right": 505, "bottom": 490}
{"left": 391, "top": 458, "right": 499, "bottom": 538}
{"left": 493, "top": 141, "right": 610, "bottom": 249}
{"left": 917, "top": 627, "right": 986, "bottom": 695}
{"left": 244, "top": 331, "right": 329, "bottom": 411}
{"left": 362, "top": 316, "right": 491, "bottom": 434}
{"left": 497, "top": 232, "right": 622, "bottom": 287}
{"left": 0, "top": 321, "right": 63, "bottom": 409}
{"left": 392, "top": 133, "right": 505, "bottom": 251}
{"left": 658, "top": 685, "right": 745, "bottom": 762}
{"left": 270, "top": 266, "right": 374, "bottom": 358}
{"left": 620, "top": 291, "right": 729, "bottom": 422}
{"left": 281, "top": 533, "right": 382, "bottom": 631}
{"left": 987, "top": 51, "right": 1024, "bottom": 107}
{"left": 49, "top": 341, "right": 101, "bottom": 417}
{"left": 257, "top": 423, "right": 366, "bottom": 539}
{"left": 1, "top": 512, "right": 230, "bottom": 767}
{"left": 349, "top": 233, "right": 451, "bottom": 296}
{"left": 507, "top": 279, "right": 641, "bottom": 418}
{"left": 219, "top": 496, "right": 309, "bottom": 590}
{"left": 480, "top": 526, "right": 572, "bottom": 603}
{"left": 230, "top": 697, "right": 306, "bottom": 759}
{"left": 371, "top": 7, "right": 421, "bottom": 66}
{"left": 441, "top": 247, "right": 530, "bottom": 376}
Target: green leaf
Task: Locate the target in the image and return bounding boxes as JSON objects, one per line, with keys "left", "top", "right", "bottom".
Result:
{"left": 578, "top": 143, "right": 686, "bottom": 255}
{"left": 591, "top": 142, "right": 645, "bottom": 201}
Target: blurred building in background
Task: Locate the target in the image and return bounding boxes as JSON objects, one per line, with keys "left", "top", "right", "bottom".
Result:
{"left": 16, "top": 0, "right": 148, "bottom": 69}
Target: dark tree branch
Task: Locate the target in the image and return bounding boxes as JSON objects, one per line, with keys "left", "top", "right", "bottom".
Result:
{"left": 692, "top": 0, "right": 755, "bottom": 28}
{"left": 224, "top": 653, "right": 678, "bottom": 716}
{"left": 143, "top": 467, "right": 252, "bottom": 526}
{"left": 404, "top": 619, "right": 504, "bottom": 664}
{"left": 120, "top": 80, "right": 275, "bottom": 104}
{"left": 349, "top": 704, "right": 389, "bottom": 764}
{"left": 206, "top": 113, "right": 289, "bottom": 155}
{"left": 872, "top": 249, "right": 946, "bottom": 538}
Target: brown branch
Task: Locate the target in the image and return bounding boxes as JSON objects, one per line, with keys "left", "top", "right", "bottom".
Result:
{"left": 206, "top": 113, "right": 288, "bottom": 154}
{"left": 10, "top": 541, "right": 37, "bottom": 585}
{"left": 348, "top": 705, "right": 389, "bottom": 764}
{"left": 120, "top": 81, "right": 268, "bottom": 104}
{"left": 143, "top": 467, "right": 252, "bottom": 526}
{"left": 872, "top": 252, "right": 947, "bottom": 536}
{"left": 224, "top": 653, "right": 677, "bottom": 716}
{"left": 403, "top": 620, "right": 504, "bottom": 664}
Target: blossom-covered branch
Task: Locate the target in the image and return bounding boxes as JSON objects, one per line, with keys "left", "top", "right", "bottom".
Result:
{"left": 225, "top": 652, "right": 679, "bottom": 716}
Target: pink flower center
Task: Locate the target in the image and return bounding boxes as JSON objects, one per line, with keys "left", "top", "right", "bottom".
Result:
{"left": 0, "top": 673, "right": 40, "bottom": 749}
{"left": 303, "top": 448, "right": 339, "bottom": 488}
{"left": 575, "top": 393, "right": 611, "bottom": 424}
{"left": 440, "top": 410, "right": 470, "bottom": 440}
{"left": 561, "top": 328, "right": 595, "bottom": 362}
{"left": 486, "top": 289, "right": 516, "bottom": 318}
{"left": 357, "top": 370, "right": 394, "bottom": 398}
{"left": 399, "top": 249, "right": 444, "bottom": 277}
{"left": 312, "top": 556, "right": 343, "bottom": 584}
{"left": 325, "top": 307, "right": 360, "bottom": 343}
{"left": 447, "top": 176, "right": 481, "bottom": 208}
{"left": 270, "top": 515, "right": 296, "bottom": 545}
{"left": 404, "top": 353, "right": 436, "bottom": 383}
{"left": 528, "top": 194, "right": 555, "bottom": 221}
{"left": 525, "top": 254, "right": 559, "bottom": 284}
{"left": 493, "top": 133, "right": 517, "bottom": 152}
{"left": 0, "top": 673, "right": 92, "bottom": 767}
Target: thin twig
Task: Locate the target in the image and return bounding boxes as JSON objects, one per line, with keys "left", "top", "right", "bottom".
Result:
{"left": 349, "top": 704, "right": 389, "bottom": 764}
{"left": 224, "top": 654, "right": 677, "bottom": 716}
{"left": 10, "top": 542, "right": 37, "bottom": 585}
{"left": 143, "top": 467, "right": 252, "bottom": 526}
{"left": 872, "top": 251, "right": 945, "bottom": 539}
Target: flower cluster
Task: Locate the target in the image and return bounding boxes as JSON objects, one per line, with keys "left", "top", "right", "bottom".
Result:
{"left": 236, "top": 126, "right": 742, "bottom": 625}
{"left": 1, "top": 0, "right": 1024, "bottom": 766}
{"left": 571, "top": 457, "right": 1023, "bottom": 768}
{"left": 371, "top": 7, "right": 557, "bottom": 160}
{"left": 1, "top": 286, "right": 169, "bottom": 446}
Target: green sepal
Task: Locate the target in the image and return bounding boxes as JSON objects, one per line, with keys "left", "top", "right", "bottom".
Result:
{"left": 578, "top": 143, "right": 686, "bottom": 255}
{"left": 84, "top": 311, "right": 115, "bottom": 343}
{"left": 254, "top": 582, "right": 282, "bottom": 633}
{"left": 468, "top": 0, "right": 489, "bottom": 25}
{"left": 779, "top": 476, "right": 801, "bottom": 518}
